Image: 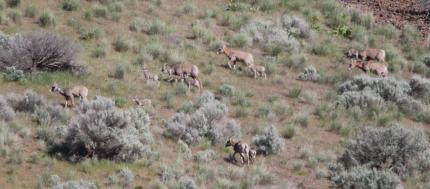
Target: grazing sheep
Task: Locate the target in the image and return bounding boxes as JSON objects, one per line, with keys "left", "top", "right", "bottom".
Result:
{"left": 132, "top": 96, "right": 151, "bottom": 107}
{"left": 349, "top": 59, "right": 388, "bottom": 77}
{"left": 217, "top": 44, "right": 254, "bottom": 69}
{"left": 184, "top": 77, "right": 202, "bottom": 92}
{"left": 249, "top": 149, "right": 257, "bottom": 164}
{"left": 161, "top": 63, "right": 200, "bottom": 79}
{"left": 143, "top": 69, "right": 159, "bottom": 82}
{"left": 225, "top": 138, "right": 251, "bottom": 165}
{"left": 249, "top": 64, "right": 266, "bottom": 78}
{"left": 347, "top": 48, "right": 386, "bottom": 62}
{"left": 50, "top": 83, "right": 88, "bottom": 107}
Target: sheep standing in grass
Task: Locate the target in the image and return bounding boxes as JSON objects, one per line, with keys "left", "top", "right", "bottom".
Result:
{"left": 143, "top": 68, "right": 159, "bottom": 82}
{"left": 217, "top": 44, "right": 254, "bottom": 69}
{"left": 249, "top": 149, "right": 257, "bottom": 164}
{"left": 249, "top": 64, "right": 266, "bottom": 78}
{"left": 50, "top": 83, "right": 88, "bottom": 107}
{"left": 184, "top": 77, "right": 202, "bottom": 92}
{"left": 347, "top": 48, "right": 386, "bottom": 62}
{"left": 348, "top": 59, "right": 388, "bottom": 77}
{"left": 225, "top": 138, "right": 251, "bottom": 165}
{"left": 161, "top": 63, "right": 200, "bottom": 82}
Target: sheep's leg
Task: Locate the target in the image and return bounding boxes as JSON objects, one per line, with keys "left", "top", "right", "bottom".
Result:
{"left": 232, "top": 152, "right": 238, "bottom": 163}
{"left": 65, "top": 100, "right": 68, "bottom": 108}
{"left": 71, "top": 97, "right": 75, "bottom": 107}
{"left": 80, "top": 96, "right": 83, "bottom": 105}
{"left": 240, "top": 153, "right": 247, "bottom": 165}
{"left": 263, "top": 72, "right": 267, "bottom": 79}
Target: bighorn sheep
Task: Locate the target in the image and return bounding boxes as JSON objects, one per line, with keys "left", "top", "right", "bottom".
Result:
{"left": 184, "top": 77, "right": 202, "bottom": 92}
{"left": 249, "top": 64, "right": 266, "bottom": 78}
{"left": 132, "top": 96, "right": 152, "bottom": 107}
{"left": 347, "top": 48, "right": 386, "bottom": 62}
{"left": 143, "top": 69, "right": 159, "bottom": 82}
{"left": 217, "top": 45, "right": 254, "bottom": 69}
{"left": 50, "top": 83, "right": 88, "bottom": 107}
{"left": 225, "top": 138, "right": 251, "bottom": 165}
{"left": 249, "top": 149, "right": 257, "bottom": 164}
{"left": 161, "top": 63, "right": 200, "bottom": 79}
{"left": 166, "top": 75, "right": 202, "bottom": 92}
{"left": 349, "top": 59, "right": 388, "bottom": 77}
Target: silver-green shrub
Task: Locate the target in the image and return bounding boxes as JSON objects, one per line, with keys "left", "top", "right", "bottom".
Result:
{"left": 336, "top": 75, "right": 427, "bottom": 115}
{"left": 334, "top": 124, "right": 430, "bottom": 178}
{"left": 50, "top": 96, "right": 154, "bottom": 162}
{"left": 297, "top": 65, "right": 321, "bottom": 81}
{"left": 330, "top": 165, "right": 403, "bottom": 189}
{"left": 252, "top": 126, "right": 284, "bottom": 155}
{"left": 164, "top": 91, "right": 241, "bottom": 145}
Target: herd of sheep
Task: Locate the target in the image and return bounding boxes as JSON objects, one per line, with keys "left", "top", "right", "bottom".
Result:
{"left": 47, "top": 44, "right": 389, "bottom": 165}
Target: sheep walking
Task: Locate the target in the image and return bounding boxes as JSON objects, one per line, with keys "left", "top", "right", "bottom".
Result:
{"left": 225, "top": 138, "right": 251, "bottom": 165}
{"left": 50, "top": 83, "right": 88, "bottom": 107}
{"left": 349, "top": 59, "right": 388, "bottom": 77}
{"left": 249, "top": 64, "right": 266, "bottom": 78}
{"left": 217, "top": 45, "right": 254, "bottom": 69}
{"left": 347, "top": 48, "right": 386, "bottom": 62}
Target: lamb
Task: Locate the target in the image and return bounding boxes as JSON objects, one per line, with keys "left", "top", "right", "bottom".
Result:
{"left": 249, "top": 64, "right": 266, "bottom": 78}
{"left": 249, "top": 149, "right": 257, "bottom": 164}
{"left": 143, "top": 69, "right": 159, "bottom": 82}
{"left": 347, "top": 48, "right": 386, "bottom": 62}
{"left": 184, "top": 77, "right": 202, "bottom": 92}
{"left": 50, "top": 83, "right": 88, "bottom": 107}
{"left": 225, "top": 138, "right": 251, "bottom": 165}
{"left": 132, "top": 96, "right": 152, "bottom": 107}
{"left": 217, "top": 44, "right": 254, "bottom": 69}
{"left": 348, "top": 59, "right": 388, "bottom": 77}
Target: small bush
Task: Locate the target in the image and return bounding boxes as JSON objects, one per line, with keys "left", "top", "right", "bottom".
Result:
{"left": 288, "top": 87, "right": 302, "bottom": 98}
{"left": 297, "top": 65, "right": 321, "bottom": 82}
{"left": 0, "top": 96, "right": 15, "bottom": 122}
{"left": 52, "top": 179, "right": 97, "bottom": 189}
{"left": 143, "top": 19, "right": 173, "bottom": 35}
{"left": 91, "top": 43, "right": 107, "bottom": 58}
{"left": 24, "top": 5, "right": 38, "bottom": 18}
{"left": 129, "top": 17, "right": 145, "bottom": 32}
{"left": 400, "top": 25, "right": 420, "bottom": 46}
{"left": 252, "top": 126, "right": 284, "bottom": 155}
{"left": 194, "top": 149, "right": 216, "bottom": 163}
{"left": 241, "top": 18, "right": 300, "bottom": 53}
{"left": 112, "top": 36, "right": 130, "bottom": 52}
{"left": 164, "top": 91, "right": 240, "bottom": 145}
{"left": 228, "top": 33, "right": 252, "bottom": 47}
{"left": 6, "top": 90, "right": 46, "bottom": 113}
{"left": 350, "top": 10, "right": 373, "bottom": 29}
{"left": 178, "top": 140, "right": 192, "bottom": 160}
{"left": 176, "top": 2, "right": 195, "bottom": 16}
{"left": 93, "top": 5, "right": 108, "bottom": 18}
{"left": 281, "top": 14, "right": 312, "bottom": 39}
{"left": 285, "top": 53, "right": 306, "bottom": 69}
{"left": 79, "top": 27, "right": 103, "bottom": 40}
{"left": 7, "top": 10, "right": 21, "bottom": 24}
{"left": 2, "top": 66, "right": 24, "bottom": 82}
{"left": 111, "top": 64, "right": 129, "bottom": 79}
{"left": 218, "top": 84, "right": 235, "bottom": 97}
{"left": 118, "top": 167, "right": 134, "bottom": 188}
{"left": 191, "top": 24, "right": 214, "bottom": 43}
{"left": 220, "top": 12, "right": 249, "bottom": 30}
{"left": 335, "top": 124, "right": 430, "bottom": 178}
{"left": 5, "top": 0, "right": 19, "bottom": 8}
{"left": 114, "top": 97, "right": 127, "bottom": 108}
{"left": 374, "top": 24, "right": 399, "bottom": 40}
{"left": 281, "top": 124, "right": 296, "bottom": 139}
{"left": 336, "top": 75, "right": 427, "bottom": 115}
{"left": 0, "top": 31, "right": 80, "bottom": 72}
{"left": 49, "top": 97, "right": 154, "bottom": 162}
{"left": 39, "top": 11, "right": 56, "bottom": 27}
{"left": 311, "top": 39, "right": 340, "bottom": 57}
{"left": 330, "top": 165, "right": 402, "bottom": 189}
{"left": 62, "top": 0, "right": 80, "bottom": 11}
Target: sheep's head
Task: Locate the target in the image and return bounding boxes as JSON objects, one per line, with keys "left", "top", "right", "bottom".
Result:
{"left": 346, "top": 49, "right": 358, "bottom": 58}
{"left": 161, "top": 64, "right": 168, "bottom": 73}
{"left": 217, "top": 44, "right": 226, "bottom": 55}
{"left": 225, "top": 138, "right": 236, "bottom": 147}
{"left": 50, "top": 83, "right": 61, "bottom": 93}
